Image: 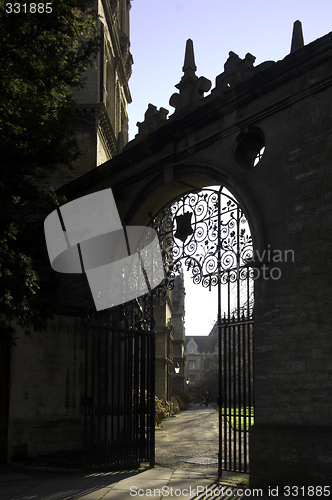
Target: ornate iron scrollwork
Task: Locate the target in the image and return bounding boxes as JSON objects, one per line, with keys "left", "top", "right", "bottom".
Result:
{"left": 86, "top": 186, "right": 253, "bottom": 326}
{"left": 152, "top": 187, "right": 253, "bottom": 291}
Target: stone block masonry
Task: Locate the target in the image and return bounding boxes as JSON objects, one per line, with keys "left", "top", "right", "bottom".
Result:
{"left": 8, "top": 315, "right": 86, "bottom": 461}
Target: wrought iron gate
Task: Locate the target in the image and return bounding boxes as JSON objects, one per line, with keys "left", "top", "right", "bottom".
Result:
{"left": 153, "top": 186, "right": 254, "bottom": 475}
{"left": 219, "top": 276, "right": 254, "bottom": 474}
{"left": 83, "top": 297, "right": 155, "bottom": 469}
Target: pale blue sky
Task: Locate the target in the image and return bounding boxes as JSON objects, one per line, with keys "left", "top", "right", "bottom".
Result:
{"left": 128, "top": 0, "right": 332, "bottom": 140}
{"left": 127, "top": 1, "right": 332, "bottom": 334}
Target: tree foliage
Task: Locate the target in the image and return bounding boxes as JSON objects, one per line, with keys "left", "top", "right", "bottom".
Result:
{"left": 0, "top": 0, "right": 100, "bottom": 341}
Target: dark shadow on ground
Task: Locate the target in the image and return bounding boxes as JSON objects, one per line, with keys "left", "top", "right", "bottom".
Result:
{"left": 0, "top": 463, "right": 145, "bottom": 500}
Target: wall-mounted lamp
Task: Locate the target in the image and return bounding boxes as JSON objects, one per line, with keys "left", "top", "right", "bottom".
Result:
{"left": 174, "top": 363, "right": 180, "bottom": 374}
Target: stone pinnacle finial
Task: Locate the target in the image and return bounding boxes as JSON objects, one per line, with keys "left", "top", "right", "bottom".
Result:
{"left": 182, "top": 38, "right": 197, "bottom": 79}
{"left": 291, "top": 20, "right": 304, "bottom": 53}
{"left": 169, "top": 39, "right": 211, "bottom": 115}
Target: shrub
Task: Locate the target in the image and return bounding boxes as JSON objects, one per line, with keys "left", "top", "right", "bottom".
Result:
{"left": 172, "top": 392, "right": 192, "bottom": 411}
{"left": 171, "top": 395, "right": 180, "bottom": 414}
{"left": 155, "top": 396, "right": 169, "bottom": 426}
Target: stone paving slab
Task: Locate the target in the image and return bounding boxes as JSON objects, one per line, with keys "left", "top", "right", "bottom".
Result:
{"left": 0, "top": 464, "right": 300, "bottom": 500}
{"left": 0, "top": 465, "right": 252, "bottom": 500}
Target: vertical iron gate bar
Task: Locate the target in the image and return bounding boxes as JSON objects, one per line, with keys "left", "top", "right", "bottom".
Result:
{"left": 128, "top": 334, "right": 133, "bottom": 461}
{"left": 235, "top": 205, "right": 240, "bottom": 472}
{"left": 147, "top": 334, "right": 151, "bottom": 461}
{"left": 232, "top": 321, "right": 235, "bottom": 471}
{"left": 222, "top": 319, "right": 225, "bottom": 473}
{"left": 250, "top": 314, "right": 255, "bottom": 459}
{"left": 127, "top": 332, "right": 131, "bottom": 461}
{"left": 242, "top": 321, "right": 247, "bottom": 471}
{"left": 150, "top": 332, "right": 156, "bottom": 466}
{"left": 128, "top": 332, "right": 133, "bottom": 462}
{"left": 146, "top": 333, "right": 151, "bottom": 462}
{"left": 140, "top": 333, "right": 145, "bottom": 461}
{"left": 105, "top": 329, "right": 109, "bottom": 465}
{"left": 226, "top": 274, "right": 230, "bottom": 471}
{"left": 218, "top": 187, "right": 223, "bottom": 478}
{"left": 123, "top": 331, "right": 128, "bottom": 462}
{"left": 117, "top": 331, "right": 121, "bottom": 463}
{"left": 227, "top": 321, "right": 230, "bottom": 470}
{"left": 91, "top": 329, "right": 95, "bottom": 466}
{"left": 246, "top": 266, "right": 250, "bottom": 471}
{"left": 83, "top": 327, "right": 89, "bottom": 468}
{"left": 237, "top": 321, "right": 241, "bottom": 471}
{"left": 110, "top": 331, "right": 114, "bottom": 463}
{"left": 97, "top": 329, "right": 101, "bottom": 466}
{"left": 133, "top": 332, "right": 139, "bottom": 463}
{"left": 138, "top": 334, "right": 142, "bottom": 462}
{"left": 228, "top": 321, "right": 231, "bottom": 470}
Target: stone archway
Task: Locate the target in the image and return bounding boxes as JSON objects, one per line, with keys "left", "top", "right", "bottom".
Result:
{"left": 58, "top": 29, "right": 332, "bottom": 487}
{"left": 113, "top": 161, "right": 266, "bottom": 257}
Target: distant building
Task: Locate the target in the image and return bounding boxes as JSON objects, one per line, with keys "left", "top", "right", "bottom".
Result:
{"left": 184, "top": 336, "right": 207, "bottom": 387}
{"left": 184, "top": 327, "right": 218, "bottom": 400}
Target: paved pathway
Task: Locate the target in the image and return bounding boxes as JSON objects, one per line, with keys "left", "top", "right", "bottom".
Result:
{"left": 0, "top": 405, "right": 259, "bottom": 499}
{"left": 155, "top": 404, "right": 220, "bottom": 470}
{"left": 0, "top": 464, "right": 254, "bottom": 499}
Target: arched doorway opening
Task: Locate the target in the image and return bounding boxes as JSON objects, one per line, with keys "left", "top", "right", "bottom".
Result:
{"left": 151, "top": 185, "right": 255, "bottom": 475}
{"left": 82, "top": 173, "right": 261, "bottom": 472}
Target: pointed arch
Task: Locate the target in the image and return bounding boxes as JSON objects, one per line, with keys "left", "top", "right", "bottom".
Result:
{"left": 122, "top": 160, "right": 265, "bottom": 257}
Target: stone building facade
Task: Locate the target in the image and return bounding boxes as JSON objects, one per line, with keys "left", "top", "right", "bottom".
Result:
{"left": 184, "top": 328, "right": 218, "bottom": 401}
{"left": 184, "top": 336, "right": 207, "bottom": 388}
{"left": 50, "top": 0, "right": 133, "bottom": 189}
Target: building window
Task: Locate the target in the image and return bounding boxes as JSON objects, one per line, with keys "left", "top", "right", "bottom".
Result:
{"left": 189, "top": 344, "right": 195, "bottom": 354}
{"left": 189, "top": 360, "right": 196, "bottom": 370}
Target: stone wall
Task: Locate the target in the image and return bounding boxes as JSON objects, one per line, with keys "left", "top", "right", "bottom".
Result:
{"left": 8, "top": 314, "right": 86, "bottom": 461}
{"left": 249, "top": 82, "right": 332, "bottom": 488}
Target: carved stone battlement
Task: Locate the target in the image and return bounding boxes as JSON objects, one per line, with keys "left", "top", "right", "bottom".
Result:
{"left": 134, "top": 20, "right": 305, "bottom": 140}
{"left": 136, "top": 103, "right": 169, "bottom": 139}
